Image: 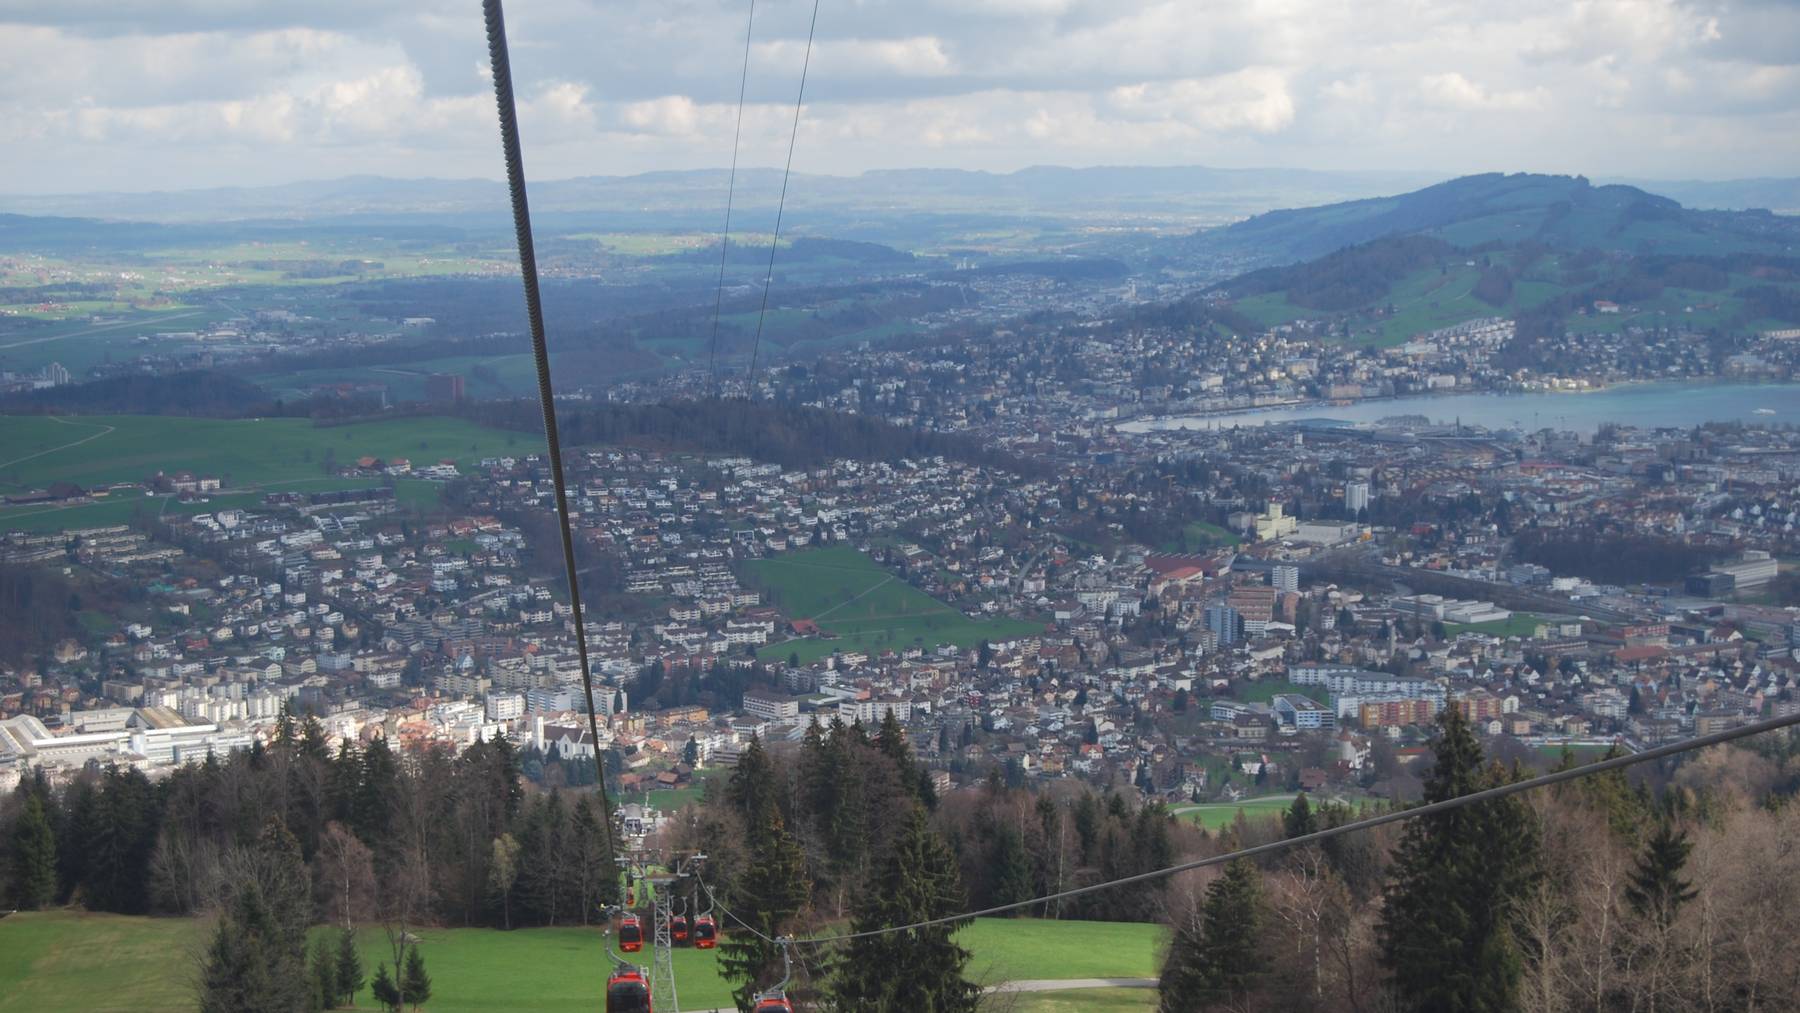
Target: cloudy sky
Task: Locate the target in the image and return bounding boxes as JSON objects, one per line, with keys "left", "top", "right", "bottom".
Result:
{"left": 1, "top": 0, "right": 1796, "bottom": 193}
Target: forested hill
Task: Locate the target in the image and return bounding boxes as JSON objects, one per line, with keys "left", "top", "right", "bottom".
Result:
{"left": 1167, "top": 173, "right": 1800, "bottom": 274}
{"left": 0, "top": 370, "right": 280, "bottom": 416}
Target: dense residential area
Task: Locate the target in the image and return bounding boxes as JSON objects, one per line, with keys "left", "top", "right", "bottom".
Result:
{"left": 4, "top": 142, "right": 1800, "bottom": 1013}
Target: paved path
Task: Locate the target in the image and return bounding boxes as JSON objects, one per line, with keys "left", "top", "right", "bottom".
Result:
{"left": 692, "top": 978, "right": 1157, "bottom": 1010}
{"left": 989, "top": 977, "right": 1159, "bottom": 992}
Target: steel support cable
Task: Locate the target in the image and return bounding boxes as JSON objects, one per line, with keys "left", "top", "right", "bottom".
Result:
{"left": 482, "top": 0, "right": 618, "bottom": 863}
{"left": 743, "top": 0, "right": 821, "bottom": 397}
{"left": 718, "top": 711, "right": 1800, "bottom": 947}
{"left": 706, "top": 0, "right": 759, "bottom": 397}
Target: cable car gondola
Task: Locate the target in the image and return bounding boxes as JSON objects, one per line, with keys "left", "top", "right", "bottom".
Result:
{"left": 692, "top": 914, "right": 716, "bottom": 949}
{"left": 605, "top": 965, "right": 651, "bottom": 1013}
{"left": 618, "top": 913, "right": 644, "bottom": 953}
{"left": 749, "top": 936, "right": 795, "bottom": 1012}
{"left": 671, "top": 914, "right": 688, "bottom": 944}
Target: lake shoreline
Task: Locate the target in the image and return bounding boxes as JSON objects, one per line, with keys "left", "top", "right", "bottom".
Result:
{"left": 1117, "top": 378, "right": 1799, "bottom": 434}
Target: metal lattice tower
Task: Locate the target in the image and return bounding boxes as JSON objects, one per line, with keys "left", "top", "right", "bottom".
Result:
{"left": 650, "top": 875, "right": 679, "bottom": 1012}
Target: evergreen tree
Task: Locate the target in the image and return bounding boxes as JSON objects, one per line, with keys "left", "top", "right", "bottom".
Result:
{"left": 85, "top": 765, "right": 160, "bottom": 913}
{"left": 717, "top": 809, "right": 809, "bottom": 1011}
{"left": 1283, "top": 792, "right": 1316, "bottom": 840}
{"left": 832, "top": 806, "right": 980, "bottom": 1012}
{"left": 1378, "top": 708, "right": 1541, "bottom": 1013}
{"left": 370, "top": 962, "right": 400, "bottom": 1013}
{"left": 299, "top": 716, "right": 332, "bottom": 763}
{"left": 989, "top": 823, "right": 1034, "bottom": 912}
{"left": 354, "top": 737, "right": 399, "bottom": 847}
{"left": 876, "top": 709, "right": 913, "bottom": 773}
{"left": 8, "top": 793, "right": 57, "bottom": 909}
{"left": 682, "top": 737, "right": 700, "bottom": 767}
{"left": 1626, "top": 821, "right": 1698, "bottom": 929}
{"left": 55, "top": 778, "right": 98, "bottom": 904}
{"left": 725, "top": 736, "right": 780, "bottom": 826}
{"left": 255, "top": 818, "right": 313, "bottom": 973}
{"left": 325, "top": 740, "right": 361, "bottom": 827}
{"left": 335, "top": 927, "right": 366, "bottom": 1008}
{"left": 1159, "top": 859, "right": 1266, "bottom": 1012}
{"left": 198, "top": 883, "right": 296, "bottom": 1013}
{"left": 401, "top": 947, "right": 432, "bottom": 1011}
{"left": 310, "top": 938, "right": 339, "bottom": 1012}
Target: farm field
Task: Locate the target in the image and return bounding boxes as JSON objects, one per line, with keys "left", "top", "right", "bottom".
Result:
{"left": 1175, "top": 795, "right": 1298, "bottom": 832}
{"left": 0, "top": 911, "right": 1166, "bottom": 1012}
{"left": 745, "top": 546, "right": 1042, "bottom": 664}
{"left": 0, "top": 414, "right": 527, "bottom": 494}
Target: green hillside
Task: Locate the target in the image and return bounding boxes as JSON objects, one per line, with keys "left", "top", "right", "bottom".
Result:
{"left": 0, "top": 911, "right": 1165, "bottom": 1012}
{"left": 1174, "top": 172, "right": 1800, "bottom": 274}
{"left": 1213, "top": 232, "right": 1800, "bottom": 346}
{"left": 745, "top": 545, "right": 1042, "bottom": 663}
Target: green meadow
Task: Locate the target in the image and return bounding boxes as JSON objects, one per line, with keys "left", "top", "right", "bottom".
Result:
{"left": 746, "top": 546, "right": 1042, "bottom": 664}
{"left": 0, "top": 911, "right": 1166, "bottom": 1012}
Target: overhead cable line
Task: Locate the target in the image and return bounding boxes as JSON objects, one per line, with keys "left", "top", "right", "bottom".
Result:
{"left": 706, "top": 0, "right": 759, "bottom": 396}
{"left": 482, "top": 0, "right": 618, "bottom": 861}
{"left": 723, "top": 711, "right": 1800, "bottom": 946}
{"left": 744, "top": 0, "right": 822, "bottom": 397}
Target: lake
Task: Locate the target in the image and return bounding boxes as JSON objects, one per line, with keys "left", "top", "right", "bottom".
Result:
{"left": 1118, "top": 380, "right": 1800, "bottom": 435}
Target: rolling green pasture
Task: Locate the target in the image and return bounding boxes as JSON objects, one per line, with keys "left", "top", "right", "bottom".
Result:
{"left": 0, "top": 414, "right": 523, "bottom": 494}
{"left": 746, "top": 546, "right": 1042, "bottom": 664}
{"left": 0, "top": 911, "right": 1166, "bottom": 1012}
{"left": 1224, "top": 252, "right": 1799, "bottom": 348}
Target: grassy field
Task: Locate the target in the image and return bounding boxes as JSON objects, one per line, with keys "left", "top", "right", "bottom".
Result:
{"left": 1445, "top": 613, "right": 1550, "bottom": 638}
{"left": 637, "top": 768, "right": 725, "bottom": 813}
{"left": 0, "top": 414, "right": 526, "bottom": 494}
{"left": 0, "top": 911, "right": 1166, "bottom": 1012}
{"left": 1175, "top": 796, "right": 1297, "bottom": 832}
{"left": 746, "top": 546, "right": 1042, "bottom": 664}
{"left": 1157, "top": 520, "right": 1241, "bottom": 553}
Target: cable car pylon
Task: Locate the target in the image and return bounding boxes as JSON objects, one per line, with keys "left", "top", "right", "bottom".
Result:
{"left": 650, "top": 875, "right": 678, "bottom": 1012}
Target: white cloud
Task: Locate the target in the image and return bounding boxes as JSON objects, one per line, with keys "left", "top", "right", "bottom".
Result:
{"left": 1418, "top": 72, "right": 1548, "bottom": 111}
{"left": 1, "top": 0, "right": 1797, "bottom": 191}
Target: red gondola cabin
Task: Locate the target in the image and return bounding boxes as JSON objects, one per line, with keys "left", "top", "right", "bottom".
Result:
{"left": 692, "top": 915, "right": 716, "bottom": 949}
{"left": 605, "top": 967, "right": 650, "bottom": 1013}
{"left": 671, "top": 915, "right": 688, "bottom": 944}
{"left": 618, "top": 913, "right": 644, "bottom": 953}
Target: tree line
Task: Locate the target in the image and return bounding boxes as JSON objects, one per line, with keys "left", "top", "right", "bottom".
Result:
{"left": 462, "top": 396, "right": 1046, "bottom": 477}
{"left": 8, "top": 700, "right": 1799, "bottom": 1011}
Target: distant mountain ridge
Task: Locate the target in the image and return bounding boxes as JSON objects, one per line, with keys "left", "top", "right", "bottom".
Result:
{"left": 0, "top": 166, "right": 1454, "bottom": 226}
{"left": 1169, "top": 172, "right": 1800, "bottom": 275}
